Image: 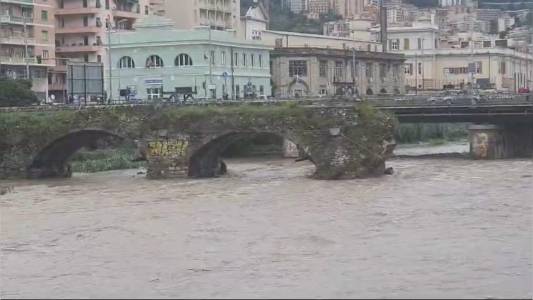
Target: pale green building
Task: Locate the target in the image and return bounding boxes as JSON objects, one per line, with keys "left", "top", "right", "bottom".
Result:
{"left": 108, "top": 16, "right": 272, "bottom": 101}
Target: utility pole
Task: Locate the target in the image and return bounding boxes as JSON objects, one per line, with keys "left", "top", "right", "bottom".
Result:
{"left": 23, "top": 14, "right": 30, "bottom": 80}
{"left": 209, "top": 20, "right": 213, "bottom": 99}
{"left": 352, "top": 47, "right": 356, "bottom": 96}
{"left": 107, "top": 18, "right": 113, "bottom": 104}
{"left": 230, "top": 47, "right": 235, "bottom": 100}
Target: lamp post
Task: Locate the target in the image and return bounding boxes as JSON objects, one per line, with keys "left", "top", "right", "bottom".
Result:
{"left": 106, "top": 18, "right": 113, "bottom": 104}
{"left": 107, "top": 18, "right": 128, "bottom": 104}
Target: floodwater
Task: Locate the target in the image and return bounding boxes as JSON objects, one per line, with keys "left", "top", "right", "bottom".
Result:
{"left": 1, "top": 145, "right": 532, "bottom": 298}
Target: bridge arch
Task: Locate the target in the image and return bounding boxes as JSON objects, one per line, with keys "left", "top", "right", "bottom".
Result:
{"left": 28, "top": 129, "right": 124, "bottom": 178}
{"left": 187, "top": 131, "right": 312, "bottom": 178}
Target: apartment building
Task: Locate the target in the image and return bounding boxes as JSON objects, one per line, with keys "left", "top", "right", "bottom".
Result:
{"left": 372, "top": 23, "right": 533, "bottom": 92}
{"left": 283, "top": 0, "right": 306, "bottom": 13}
{"left": 148, "top": 0, "right": 164, "bottom": 16}
{"left": 0, "top": 0, "right": 55, "bottom": 100}
{"left": 331, "top": 0, "right": 365, "bottom": 19}
{"left": 50, "top": 0, "right": 148, "bottom": 101}
{"left": 307, "top": 0, "right": 329, "bottom": 15}
{"left": 159, "top": 0, "right": 240, "bottom": 31}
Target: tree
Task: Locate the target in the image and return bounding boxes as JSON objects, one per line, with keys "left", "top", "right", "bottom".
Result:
{"left": 0, "top": 79, "right": 39, "bottom": 107}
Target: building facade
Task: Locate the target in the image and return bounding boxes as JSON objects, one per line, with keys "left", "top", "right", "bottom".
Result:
{"left": 240, "top": 2, "right": 268, "bottom": 41}
{"left": 376, "top": 23, "right": 533, "bottom": 92}
{"left": 0, "top": 0, "right": 56, "bottom": 100}
{"left": 50, "top": 0, "right": 148, "bottom": 101}
{"left": 331, "top": 0, "right": 365, "bottom": 20}
{"left": 264, "top": 30, "right": 405, "bottom": 97}
{"left": 109, "top": 16, "right": 272, "bottom": 101}
{"left": 160, "top": 0, "right": 240, "bottom": 31}
{"left": 283, "top": 0, "right": 307, "bottom": 13}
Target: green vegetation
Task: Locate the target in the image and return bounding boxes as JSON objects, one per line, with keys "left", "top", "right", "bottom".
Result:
{"left": 395, "top": 123, "right": 469, "bottom": 144}
{"left": 69, "top": 145, "right": 144, "bottom": 173}
{"left": 0, "top": 79, "right": 39, "bottom": 107}
{"left": 269, "top": 4, "right": 341, "bottom": 34}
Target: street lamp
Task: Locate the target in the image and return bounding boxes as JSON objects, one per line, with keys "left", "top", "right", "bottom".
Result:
{"left": 106, "top": 18, "right": 129, "bottom": 104}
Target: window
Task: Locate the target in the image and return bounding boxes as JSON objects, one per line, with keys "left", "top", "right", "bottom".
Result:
{"left": 404, "top": 38, "right": 410, "bottom": 50}
{"left": 242, "top": 53, "right": 247, "bottom": 67}
{"left": 146, "top": 55, "right": 164, "bottom": 68}
{"left": 258, "top": 54, "right": 262, "bottom": 68}
{"left": 390, "top": 39, "right": 399, "bottom": 50}
{"left": 404, "top": 63, "right": 413, "bottom": 75}
{"left": 118, "top": 56, "right": 135, "bottom": 68}
{"left": 418, "top": 62, "right": 422, "bottom": 75}
{"left": 221, "top": 51, "right": 226, "bottom": 65}
{"left": 175, "top": 54, "right": 193, "bottom": 66}
{"left": 335, "top": 61, "right": 343, "bottom": 81}
{"left": 147, "top": 87, "right": 163, "bottom": 100}
{"left": 366, "top": 63, "right": 373, "bottom": 78}
{"left": 289, "top": 60, "right": 307, "bottom": 77}
{"left": 234, "top": 52, "right": 238, "bottom": 66}
{"left": 42, "top": 31, "right": 49, "bottom": 42}
{"left": 83, "top": 16, "right": 88, "bottom": 26}
{"left": 417, "top": 38, "right": 422, "bottom": 50}
{"left": 319, "top": 60, "right": 328, "bottom": 77}
{"left": 380, "top": 63, "right": 386, "bottom": 79}
{"left": 210, "top": 50, "right": 215, "bottom": 65}
{"left": 83, "top": 0, "right": 87, "bottom": 7}
{"left": 41, "top": 10, "right": 48, "bottom": 21}
{"left": 251, "top": 54, "right": 254, "bottom": 67}
{"left": 483, "top": 41, "right": 491, "bottom": 48}
{"left": 145, "top": 5, "right": 149, "bottom": 15}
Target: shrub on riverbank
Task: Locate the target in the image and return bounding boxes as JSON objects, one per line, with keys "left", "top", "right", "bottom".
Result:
{"left": 70, "top": 146, "right": 144, "bottom": 173}
{"left": 0, "top": 79, "right": 39, "bottom": 107}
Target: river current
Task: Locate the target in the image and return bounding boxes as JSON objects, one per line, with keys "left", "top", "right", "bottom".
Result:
{"left": 1, "top": 144, "right": 532, "bottom": 298}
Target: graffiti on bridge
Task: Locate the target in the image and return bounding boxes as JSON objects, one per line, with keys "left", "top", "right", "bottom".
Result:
{"left": 147, "top": 136, "right": 190, "bottom": 159}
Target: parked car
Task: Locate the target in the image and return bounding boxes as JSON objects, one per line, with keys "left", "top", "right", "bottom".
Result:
{"left": 518, "top": 87, "right": 530, "bottom": 94}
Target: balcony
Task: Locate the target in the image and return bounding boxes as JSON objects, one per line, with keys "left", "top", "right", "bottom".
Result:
{"left": 0, "top": 35, "right": 35, "bottom": 45}
{"left": 0, "top": 14, "right": 34, "bottom": 25}
{"left": 0, "top": 0, "right": 34, "bottom": 5}
{"left": 55, "top": 26, "right": 101, "bottom": 34}
{"left": 112, "top": 9, "right": 140, "bottom": 19}
{"left": 55, "top": 7, "right": 101, "bottom": 16}
{"left": 0, "top": 56, "right": 53, "bottom": 66}
{"left": 56, "top": 44, "right": 101, "bottom": 53}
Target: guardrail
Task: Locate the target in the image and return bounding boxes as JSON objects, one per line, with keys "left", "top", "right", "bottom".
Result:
{"left": 2, "top": 94, "right": 532, "bottom": 112}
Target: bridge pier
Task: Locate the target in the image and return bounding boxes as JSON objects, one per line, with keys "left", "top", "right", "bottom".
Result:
{"left": 469, "top": 124, "right": 533, "bottom": 159}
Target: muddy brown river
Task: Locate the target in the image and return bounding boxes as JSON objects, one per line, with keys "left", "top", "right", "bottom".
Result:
{"left": 1, "top": 154, "right": 532, "bottom": 298}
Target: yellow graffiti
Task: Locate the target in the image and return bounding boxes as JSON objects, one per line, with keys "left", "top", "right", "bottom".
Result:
{"left": 147, "top": 138, "right": 189, "bottom": 158}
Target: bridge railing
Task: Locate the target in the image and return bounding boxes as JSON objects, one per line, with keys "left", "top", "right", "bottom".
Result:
{"left": 2, "top": 93, "right": 532, "bottom": 112}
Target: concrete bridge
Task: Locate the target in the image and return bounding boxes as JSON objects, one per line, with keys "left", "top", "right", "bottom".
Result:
{"left": 0, "top": 103, "right": 396, "bottom": 180}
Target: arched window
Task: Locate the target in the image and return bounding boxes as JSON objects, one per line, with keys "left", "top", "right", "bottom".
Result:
{"left": 146, "top": 55, "right": 164, "bottom": 68}
{"left": 175, "top": 54, "right": 193, "bottom": 67}
{"left": 118, "top": 56, "right": 135, "bottom": 68}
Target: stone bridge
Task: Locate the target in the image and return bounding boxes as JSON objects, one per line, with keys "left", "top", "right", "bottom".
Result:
{"left": 0, "top": 103, "right": 396, "bottom": 180}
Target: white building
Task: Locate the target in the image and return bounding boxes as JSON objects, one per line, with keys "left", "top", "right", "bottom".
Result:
{"left": 240, "top": 2, "right": 269, "bottom": 41}
{"left": 373, "top": 23, "right": 533, "bottom": 92}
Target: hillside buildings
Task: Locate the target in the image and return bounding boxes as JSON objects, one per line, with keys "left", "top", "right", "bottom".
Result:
{"left": 0, "top": 0, "right": 56, "bottom": 100}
